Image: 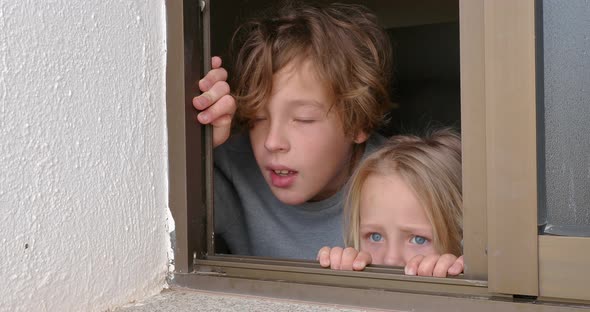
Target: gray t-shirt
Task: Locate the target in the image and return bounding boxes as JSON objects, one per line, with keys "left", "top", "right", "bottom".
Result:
{"left": 214, "top": 132, "right": 385, "bottom": 260}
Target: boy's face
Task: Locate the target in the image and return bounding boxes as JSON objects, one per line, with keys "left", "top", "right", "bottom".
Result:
{"left": 249, "top": 59, "right": 366, "bottom": 205}
{"left": 359, "top": 173, "right": 437, "bottom": 266}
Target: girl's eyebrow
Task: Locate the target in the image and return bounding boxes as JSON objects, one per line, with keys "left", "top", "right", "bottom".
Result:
{"left": 359, "top": 223, "right": 385, "bottom": 231}
{"left": 361, "top": 223, "right": 432, "bottom": 236}
{"left": 398, "top": 225, "right": 432, "bottom": 236}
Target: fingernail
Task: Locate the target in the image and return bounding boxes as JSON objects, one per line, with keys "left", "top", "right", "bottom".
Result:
{"left": 406, "top": 267, "right": 416, "bottom": 275}
{"left": 198, "top": 113, "right": 209, "bottom": 123}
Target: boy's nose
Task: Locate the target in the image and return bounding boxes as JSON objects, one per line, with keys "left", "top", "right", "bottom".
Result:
{"left": 264, "top": 123, "right": 289, "bottom": 152}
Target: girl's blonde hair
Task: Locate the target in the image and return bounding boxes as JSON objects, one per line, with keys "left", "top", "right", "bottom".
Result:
{"left": 230, "top": 1, "right": 393, "bottom": 138}
{"left": 345, "top": 128, "right": 463, "bottom": 256}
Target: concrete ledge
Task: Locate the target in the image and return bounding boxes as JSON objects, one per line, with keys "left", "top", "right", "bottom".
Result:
{"left": 114, "top": 288, "right": 385, "bottom": 312}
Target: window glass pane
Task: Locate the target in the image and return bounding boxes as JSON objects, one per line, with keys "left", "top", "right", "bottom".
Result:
{"left": 539, "top": 0, "right": 590, "bottom": 237}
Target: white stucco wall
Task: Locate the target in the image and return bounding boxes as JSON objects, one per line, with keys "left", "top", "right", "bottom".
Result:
{"left": 0, "top": 1, "right": 169, "bottom": 311}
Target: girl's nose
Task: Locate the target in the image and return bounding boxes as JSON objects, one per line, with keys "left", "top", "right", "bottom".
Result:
{"left": 264, "top": 122, "right": 290, "bottom": 152}
{"left": 382, "top": 246, "right": 405, "bottom": 267}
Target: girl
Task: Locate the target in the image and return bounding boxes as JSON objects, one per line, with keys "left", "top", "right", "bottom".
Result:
{"left": 317, "top": 128, "right": 464, "bottom": 277}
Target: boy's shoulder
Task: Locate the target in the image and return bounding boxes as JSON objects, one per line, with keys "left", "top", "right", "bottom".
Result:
{"left": 214, "top": 132, "right": 257, "bottom": 171}
{"left": 366, "top": 133, "right": 387, "bottom": 153}
{"left": 215, "top": 132, "right": 252, "bottom": 154}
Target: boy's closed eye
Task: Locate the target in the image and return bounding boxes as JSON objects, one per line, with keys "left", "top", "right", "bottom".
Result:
{"left": 293, "top": 118, "right": 316, "bottom": 123}
{"left": 253, "top": 116, "right": 267, "bottom": 123}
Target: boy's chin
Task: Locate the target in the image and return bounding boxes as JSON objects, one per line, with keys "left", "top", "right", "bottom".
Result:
{"left": 270, "top": 188, "right": 310, "bottom": 206}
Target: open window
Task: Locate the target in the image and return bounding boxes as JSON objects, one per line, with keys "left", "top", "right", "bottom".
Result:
{"left": 209, "top": 0, "right": 462, "bottom": 257}
{"left": 166, "top": 0, "right": 590, "bottom": 309}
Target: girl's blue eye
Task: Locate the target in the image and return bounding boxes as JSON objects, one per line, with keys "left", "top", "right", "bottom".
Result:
{"left": 369, "top": 233, "right": 383, "bottom": 242}
{"left": 410, "top": 236, "right": 428, "bottom": 245}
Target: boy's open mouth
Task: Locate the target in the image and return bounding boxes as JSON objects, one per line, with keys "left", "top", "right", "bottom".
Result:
{"left": 269, "top": 168, "right": 298, "bottom": 188}
{"left": 273, "top": 169, "right": 295, "bottom": 176}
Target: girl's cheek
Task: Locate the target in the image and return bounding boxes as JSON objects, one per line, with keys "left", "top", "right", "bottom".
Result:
{"left": 413, "top": 243, "right": 437, "bottom": 257}
{"left": 404, "top": 242, "right": 436, "bottom": 260}
{"left": 360, "top": 240, "right": 374, "bottom": 253}
{"left": 422, "top": 242, "right": 437, "bottom": 254}
{"left": 402, "top": 246, "right": 420, "bottom": 263}
{"left": 363, "top": 245, "right": 383, "bottom": 265}
{"left": 359, "top": 240, "right": 369, "bottom": 253}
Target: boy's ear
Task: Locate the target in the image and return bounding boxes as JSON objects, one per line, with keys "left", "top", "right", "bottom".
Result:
{"left": 353, "top": 131, "right": 369, "bottom": 144}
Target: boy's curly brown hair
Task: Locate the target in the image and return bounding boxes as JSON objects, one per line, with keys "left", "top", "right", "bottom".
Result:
{"left": 230, "top": 1, "right": 393, "bottom": 138}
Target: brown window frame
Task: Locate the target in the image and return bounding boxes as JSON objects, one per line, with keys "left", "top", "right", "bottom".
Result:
{"left": 166, "top": 0, "right": 590, "bottom": 309}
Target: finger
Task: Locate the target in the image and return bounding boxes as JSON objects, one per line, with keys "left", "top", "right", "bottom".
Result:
{"left": 340, "top": 247, "right": 358, "bottom": 271}
{"left": 329, "top": 247, "right": 344, "bottom": 270}
{"left": 447, "top": 255, "right": 464, "bottom": 276}
{"left": 317, "top": 246, "right": 331, "bottom": 267}
{"left": 211, "top": 56, "right": 222, "bottom": 69}
{"left": 194, "top": 80, "right": 232, "bottom": 112}
{"left": 352, "top": 251, "right": 372, "bottom": 271}
{"left": 404, "top": 254, "right": 424, "bottom": 275}
{"left": 433, "top": 254, "right": 457, "bottom": 278}
{"left": 416, "top": 254, "right": 439, "bottom": 277}
{"left": 197, "top": 93, "right": 236, "bottom": 124}
{"left": 198, "top": 67, "right": 228, "bottom": 92}
{"left": 197, "top": 94, "right": 235, "bottom": 148}
{"left": 211, "top": 115, "right": 232, "bottom": 148}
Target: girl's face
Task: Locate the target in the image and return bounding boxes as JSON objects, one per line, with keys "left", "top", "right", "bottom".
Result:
{"left": 359, "top": 173, "right": 437, "bottom": 266}
{"left": 249, "top": 59, "right": 367, "bottom": 205}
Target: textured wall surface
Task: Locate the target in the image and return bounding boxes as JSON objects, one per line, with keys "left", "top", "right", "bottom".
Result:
{"left": 0, "top": 1, "right": 169, "bottom": 311}
{"left": 541, "top": 0, "right": 590, "bottom": 235}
